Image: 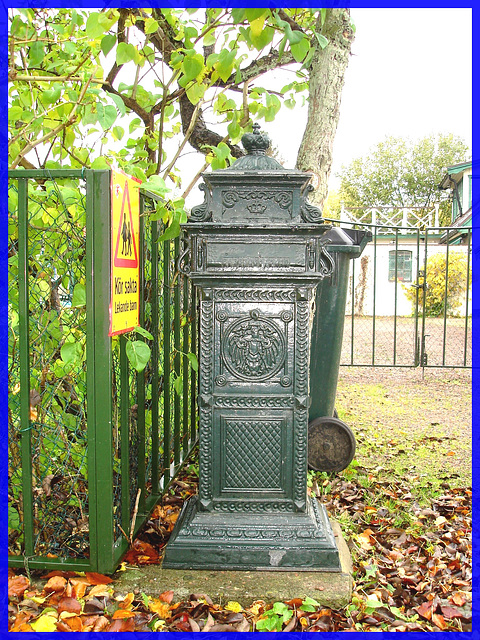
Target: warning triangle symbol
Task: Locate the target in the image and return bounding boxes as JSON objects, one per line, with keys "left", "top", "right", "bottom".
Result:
{"left": 114, "top": 180, "right": 138, "bottom": 268}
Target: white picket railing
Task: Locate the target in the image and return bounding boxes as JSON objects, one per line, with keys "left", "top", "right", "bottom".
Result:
{"left": 340, "top": 204, "right": 441, "bottom": 233}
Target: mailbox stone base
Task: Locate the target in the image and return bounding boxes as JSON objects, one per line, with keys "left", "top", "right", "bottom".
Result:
{"left": 162, "top": 495, "right": 341, "bottom": 571}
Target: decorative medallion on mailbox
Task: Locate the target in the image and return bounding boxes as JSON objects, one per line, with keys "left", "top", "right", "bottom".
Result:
{"left": 222, "top": 310, "right": 286, "bottom": 381}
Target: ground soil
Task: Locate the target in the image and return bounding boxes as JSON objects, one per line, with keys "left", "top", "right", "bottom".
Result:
{"left": 334, "top": 366, "right": 472, "bottom": 488}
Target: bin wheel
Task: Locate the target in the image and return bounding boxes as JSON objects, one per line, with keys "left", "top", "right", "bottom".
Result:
{"left": 308, "top": 416, "right": 356, "bottom": 473}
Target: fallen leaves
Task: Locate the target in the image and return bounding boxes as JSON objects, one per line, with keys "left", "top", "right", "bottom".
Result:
{"left": 7, "top": 466, "right": 471, "bottom": 633}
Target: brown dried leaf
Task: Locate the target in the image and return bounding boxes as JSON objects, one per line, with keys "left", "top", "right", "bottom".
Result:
{"left": 8, "top": 575, "right": 30, "bottom": 599}
{"left": 450, "top": 593, "right": 467, "bottom": 607}
{"left": 189, "top": 616, "right": 201, "bottom": 632}
{"left": 202, "top": 612, "right": 215, "bottom": 632}
{"left": 415, "top": 600, "right": 434, "bottom": 621}
{"left": 209, "top": 623, "right": 237, "bottom": 632}
{"left": 283, "top": 614, "right": 297, "bottom": 632}
{"left": 43, "top": 575, "right": 67, "bottom": 594}
{"left": 57, "top": 596, "right": 82, "bottom": 615}
{"left": 105, "top": 617, "right": 136, "bottom": 631}
{"left": 235, "top": 617, "right": 251, "bottom": 632}
{"left": 86, "top": 615, "right": 108, "bottom": 632}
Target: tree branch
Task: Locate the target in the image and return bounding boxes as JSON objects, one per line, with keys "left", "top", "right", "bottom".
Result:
{"left": 10, "top": 75, "right": 93, "bottom": 169}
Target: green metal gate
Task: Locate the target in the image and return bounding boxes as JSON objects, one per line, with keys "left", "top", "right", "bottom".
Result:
{"left": 8, "top": 169, "right": 197, "bottom": 573}
{"left": 324, "top": 219, "right": 472, "bottom": 369}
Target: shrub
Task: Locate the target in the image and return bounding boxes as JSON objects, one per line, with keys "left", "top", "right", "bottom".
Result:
{"left": 403, "top": 251, "right": 470, "bottom": 317}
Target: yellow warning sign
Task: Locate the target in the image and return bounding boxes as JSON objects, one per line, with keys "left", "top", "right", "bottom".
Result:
{"left": 109, "top": 170, "right": 142, "bottom": 336}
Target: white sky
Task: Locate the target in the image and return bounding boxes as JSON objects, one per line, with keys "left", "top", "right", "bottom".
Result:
{"left": 254, "top": 8, "right": 472, "bottom": 194}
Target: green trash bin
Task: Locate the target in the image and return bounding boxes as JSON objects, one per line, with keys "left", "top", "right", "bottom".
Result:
{"left": 308, "top": 226, "right": 371, "bottom": 472}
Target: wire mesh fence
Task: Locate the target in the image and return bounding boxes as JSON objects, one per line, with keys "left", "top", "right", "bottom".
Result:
{"left": 8, "top": 170, "right": 197, "bottom": 573}
{"left": 326, "top": 219, "right": 472, "bottom": 368}
{"left": 8, "top": 175, "right": 90, "bottom": 561}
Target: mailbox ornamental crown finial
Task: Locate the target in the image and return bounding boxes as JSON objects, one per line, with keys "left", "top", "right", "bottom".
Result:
{"left": 241, "top": 123, "right": 270, "bottom": 156}
{"left": 229, "top": 122, "right": 284, "bottom": 171}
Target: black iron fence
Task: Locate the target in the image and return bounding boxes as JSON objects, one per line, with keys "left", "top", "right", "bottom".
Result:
{"left": 324, "top": 219, "right": 472, "bottom": 368}
{"left": 8, "top": 169, "right": 197, "bottom": 573}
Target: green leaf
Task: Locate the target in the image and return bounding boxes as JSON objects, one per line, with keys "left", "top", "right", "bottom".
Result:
{"left": 71, "top": 283, "right": 86, "bottom": 308}
{"left": 28, "top": 41, "right": 45, "bottom": 66}
{"left": 101, "top": 34, "right": 117, "bottom": 56}
{"left": 9, "top": 106, "right": 24, "bottom": 121}
{"left": 227, "top": 119, "right": 241, "bottom": 141}
{"left": 86, "top": 12, "right": 106, "bottom": 39}
{"left": 291, "top": 37, "right": 310, "bottom": 63}
{"left": 144, "top": 18, "right": 159, "bottom": 34}
{"left": 97, "top": 104, "right": 117, "bottom": 130}
{"left": 9, "top": 505, "right": 20, "bottom": 530}
{"left": 126, "top": 340, "right": 151, "bottom": 372}
{"left": 216, "top": 49, "right": 236, "bottom": 82}
{"left": 110, "top": 93, "right": 126, "bottom": 117}
{"left": 186, "top": 81, "right": 206, "bottom": 106}
{"left": 186, "top": 352, "right": 198, "bottom": 372}
{"left": 249, "top": 14, "right": 266, "bottom": 38}
{"left": 245, "top": 8, "right": 268, "bottom": 22}
{"left": 142, "top": 174, "right": 170, "bottom": 197}
{"left": 285, "top": 24, "right": 305, "bottom": 45}
{"left": 231, "top": 8, "right": 246, "bottom": 23}
{"left": 181, "top": 52, "right": 204, "bottom": 83}
{"left": 61, "top": 340, "right": 83, "bottom": 365}
{"left": 41, "top": 85, "right": 62, "bottom": 105}
{"left": 250, "top": 25, "right": 274, "bottom": 51}
{"left": 315, "top": 32, "right": 329, "bottom": 49}
{"left": 91, "top": 156, "right": 110, "bottom": 169}
{"left": 134, "top": 325, "right": 154, "bottom": 340}
{"left": 157, "top": 218, "right": 180, "bottom": 242}
{"left": 116, "top": 42, "right": 137, "bottom": 66}
{"left": 174, "top": 375, "right": 183, "bottom": 395}
{"left": 278, "top": 34, "right": 287, "bottom": 60}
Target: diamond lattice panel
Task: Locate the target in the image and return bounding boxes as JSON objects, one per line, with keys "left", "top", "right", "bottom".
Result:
{"left": 224, "top": 418, "right": 282, "bottom": 489}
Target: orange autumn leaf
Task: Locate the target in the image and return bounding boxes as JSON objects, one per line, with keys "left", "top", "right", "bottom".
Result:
{"left": 149, "top": 598, "right": 171, "bottom": 619}
{"left": 64, "top": 615, "right": 83, "bottom": 632}
{"left": 356, "top": 528, "right": 376, "bottom": 550}
{"left": 432, "top": 613, "right": 448, "bottom": 630}
{"left": 117, "top": 592, "right": 135, "bottom": 609}
{"left": 9, "top": 611, "right": 33, "bottom": 631}
{"left": 85, "top": 571, "right": 114, "bottom": 585}
{"left": 70, "top": 578, "right": 89, "bottom": 599}
{"left": 450, "top": 593, "right": 467, "bottom": 607}
{"left": 87, "top": 584, "right": 113, "bottom": 599}
{"left": 159, "top": 590, "right": 174, "bottom": 604}
{"left": 112, "top": 609, "right": 136, "bottom": 619}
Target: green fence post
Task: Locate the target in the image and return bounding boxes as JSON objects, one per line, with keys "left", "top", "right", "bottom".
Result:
{"left": 85, "top": 169, "right": 116, "bottom": 573}
{"left": 17, "top": 177, "right": 34, "bottom": 559}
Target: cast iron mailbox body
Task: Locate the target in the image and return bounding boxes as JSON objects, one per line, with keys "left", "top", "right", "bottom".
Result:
{"left": 163, "top": 126, "right": 341, "bottom": 571}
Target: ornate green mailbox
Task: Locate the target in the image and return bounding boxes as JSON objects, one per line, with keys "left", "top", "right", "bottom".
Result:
{"left": 163, "top": 125, "right": 342, "bottom": 571}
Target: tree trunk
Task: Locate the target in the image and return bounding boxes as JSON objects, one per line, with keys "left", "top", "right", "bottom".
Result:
{"left": 296, "top": 8, "right": 355, "bottom": 208}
